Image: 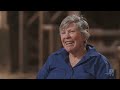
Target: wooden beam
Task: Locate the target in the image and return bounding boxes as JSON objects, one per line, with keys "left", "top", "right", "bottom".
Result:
{"left": 18, "top": 11, "right": 24, "bottom": 72}
{"left": 38, "top": 11, "right": 44, "bottom": 68}
{"left": 26, "top": 12, "right": 39, "bottom": 27}
{"left": 50, "top": 11, "right": 63, "bottom": 22}
{"left": 0, "top": 11, "right": 8, "bottom": 30}
{"left": 43, "top": 24, "right": 54, "bottom": 30}
{"left": 90, "top": 29, "right": 120, "bottom": 37}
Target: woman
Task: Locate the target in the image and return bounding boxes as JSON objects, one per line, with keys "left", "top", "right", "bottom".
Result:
{"left": 37, "top": 15, "right": 115, "bottom": 79}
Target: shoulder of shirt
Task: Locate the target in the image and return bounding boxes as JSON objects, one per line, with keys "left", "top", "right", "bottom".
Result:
{"left": 100, "top": 54, "right": 110, "bottom": 64}
{"left": 87, "top": 44, "right": 109, "bottom": 64}
{"left": 86, "top": 44, "right": 102, "bottom": 57}
{"left": 95, "top": 52, "right": 110, "bottom": 65}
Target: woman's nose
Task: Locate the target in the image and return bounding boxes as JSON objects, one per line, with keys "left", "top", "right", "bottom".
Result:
{"left": 65, "top": 32, "right": 71, "bottom": 38}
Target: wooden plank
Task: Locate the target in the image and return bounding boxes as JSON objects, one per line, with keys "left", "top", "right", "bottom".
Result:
{"left": 0, "top": 11, "right": 8, "bottom": 30}
{"left": 38, "top": 11, "right": 44, "bottom": 68}
{"left": 50, "top": 11, "right": 63, "bottom": 22}
{"left": 18, "top": 11, "right": 24, "bottom": 72}
{"left": 26, "top": 12, "right": 39, "bottom": 27}
{"left": 90, "top": 29, "right": 120, "bottom": 37}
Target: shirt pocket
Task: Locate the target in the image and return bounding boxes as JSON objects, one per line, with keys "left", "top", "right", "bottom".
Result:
{"left": 47, "top": 67, "right": 66, "bottom": 79}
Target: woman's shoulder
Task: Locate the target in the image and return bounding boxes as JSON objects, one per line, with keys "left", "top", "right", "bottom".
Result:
{"left": 93, "top": 52, "right": 110, "bottom": 66}
{"left": 87, "top": 44, "right": 110, "bottom": 64}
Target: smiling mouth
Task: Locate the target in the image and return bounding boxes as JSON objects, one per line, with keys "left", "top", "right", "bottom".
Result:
{"left": 65, "top": 41, "right": 74, "bottom": 46}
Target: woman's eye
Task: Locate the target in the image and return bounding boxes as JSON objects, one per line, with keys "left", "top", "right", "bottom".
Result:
{"left": 70, "top": 30, "right": 75, "bottom": 33}
{"left": 61, "top": 31, "right": 65, "bottom": 34}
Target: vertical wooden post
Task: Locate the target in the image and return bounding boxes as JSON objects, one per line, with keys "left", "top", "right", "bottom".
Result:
{"left": 2, "top": 11, "right": 8, "bottom": 30}
{"left": 0, "top": 11, "right": 8, "bottom": 30}
{"left": 0, "top": 11, "right": 2, "bottom": 29}
{"left": 18, "top": 11, "right": 24, "bottom": 72}
{"left": 38, "top": 11, "right": 44, "bottom": 69}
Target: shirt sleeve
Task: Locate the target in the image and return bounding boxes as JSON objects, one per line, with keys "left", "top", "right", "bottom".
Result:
{"left": 96, "top": 55, "right": 115, "bottom": 79}
{"left": 36, "top": 55, "right": 53, "bottom": 79}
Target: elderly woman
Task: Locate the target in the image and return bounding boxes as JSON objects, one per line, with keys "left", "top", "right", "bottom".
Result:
{"left": 37, "top": 15, "right": 115, "bottom": 79}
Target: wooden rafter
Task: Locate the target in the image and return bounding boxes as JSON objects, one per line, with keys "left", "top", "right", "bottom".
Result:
{"left": 50, "top": 11, "right": 63, "bottom": 23}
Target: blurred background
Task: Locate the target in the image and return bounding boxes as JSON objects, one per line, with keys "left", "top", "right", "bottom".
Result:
{"left": 0, "top": 11, "right": 120, "bottom": 79}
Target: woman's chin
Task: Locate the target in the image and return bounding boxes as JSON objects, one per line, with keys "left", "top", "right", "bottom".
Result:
{"left": 65, "top": 47, "right": 74, "bottom": 52}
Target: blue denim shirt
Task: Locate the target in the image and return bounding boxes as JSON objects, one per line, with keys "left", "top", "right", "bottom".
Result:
{"left": 37, "top": 44, "right": 115, "bottom": 79}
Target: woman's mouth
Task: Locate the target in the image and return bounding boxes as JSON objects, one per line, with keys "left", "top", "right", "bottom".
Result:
{"left": 65, "top": 41, "right": 74, "bottom": 46}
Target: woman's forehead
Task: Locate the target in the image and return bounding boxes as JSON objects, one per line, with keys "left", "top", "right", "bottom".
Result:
{"left": 61, "top": 23, "right": 77, "bottom": 31}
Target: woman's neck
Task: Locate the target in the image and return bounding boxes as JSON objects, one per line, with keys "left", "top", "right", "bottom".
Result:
{"left": 69, "top": 47, "right": 86, "bottom": 59}
{"left": 69, "top": 47, "right": 87, "bottom": 67}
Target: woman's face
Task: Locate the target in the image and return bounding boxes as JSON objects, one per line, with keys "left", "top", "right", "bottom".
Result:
{"left": 60, "top": 23, "right": 85, "bottom": 52}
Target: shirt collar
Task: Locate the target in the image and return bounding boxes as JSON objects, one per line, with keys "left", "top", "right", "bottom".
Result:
{"left": 55, "top": 44, "right": 98, "bottom": 56}
{"left": 85, "top": 44, "right": 99, "bottom": 57}
{"left": 54, "top": 44, "right": 100, "bottom": 66}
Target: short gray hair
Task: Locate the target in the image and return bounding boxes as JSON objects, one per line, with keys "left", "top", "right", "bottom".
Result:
{"left": 59, "top": 15, "right": 90, "bottom": 40}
